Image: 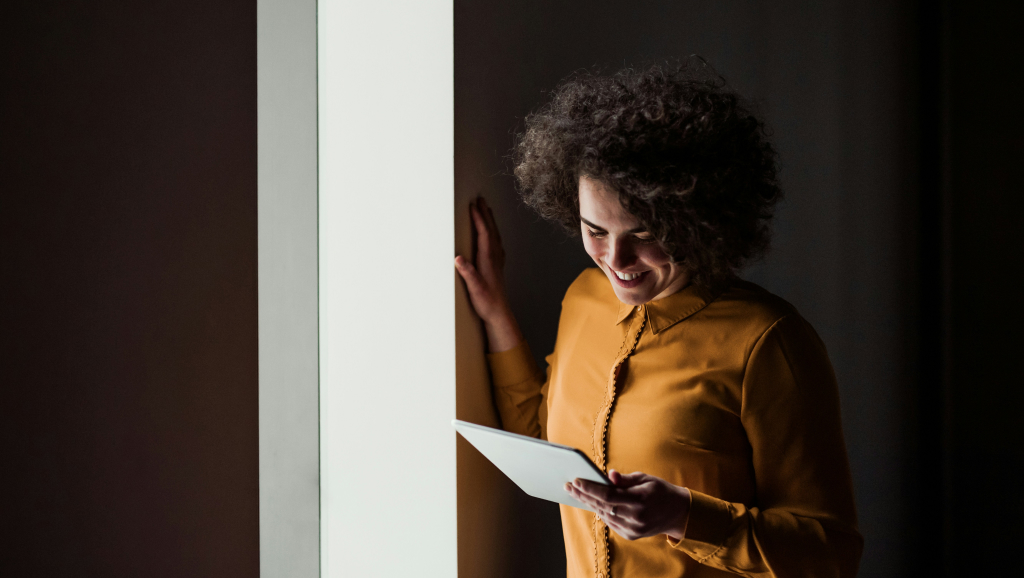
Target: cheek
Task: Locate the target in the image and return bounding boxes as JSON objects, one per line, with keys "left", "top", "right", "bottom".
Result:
{"left": 637, "top": 245, "right": 672, "bottom": 268}
{"left": 582, "top": 235, "right": 604, "bottom": 261}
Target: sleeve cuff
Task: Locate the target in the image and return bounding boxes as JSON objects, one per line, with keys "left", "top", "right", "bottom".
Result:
{"left": 667, "top": 489, "right": 736, "bottom": 554}
{"left": 486, "top": 340, "right": 540, "bottom": 389}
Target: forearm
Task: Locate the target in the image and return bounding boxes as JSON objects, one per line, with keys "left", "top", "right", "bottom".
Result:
{"left": 483, "top": 308, "right": 524, "bottom": 353}
{"left": 486, "top": 338, "right": 546, "bottom": 438}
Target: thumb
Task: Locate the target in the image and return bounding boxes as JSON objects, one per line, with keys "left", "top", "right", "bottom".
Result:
{"left": 455, "top": 255, "right": 481, "bottom": 282}
{"left": 455, "top": 255, "right": 491, "bottom": 298}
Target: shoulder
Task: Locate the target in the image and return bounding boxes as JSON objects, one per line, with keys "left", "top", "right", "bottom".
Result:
{"left": 702, "top": 281, "right": 836, "bottom": 385}
{"left": 709, "top": 278, "right": 818, "bottom": 345}
{"left": 563, "top": 267, "right": 614, "bottom": 303}
{"left": 712, "top": 278, "right": 795, "bottom": 322}
{"left": 559, "top": 267, "right": 618, "bottom": 316}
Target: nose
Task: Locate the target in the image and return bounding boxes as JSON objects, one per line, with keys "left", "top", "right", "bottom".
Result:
{"left": 606, "top": 237, "right": 637, "bottom": 271}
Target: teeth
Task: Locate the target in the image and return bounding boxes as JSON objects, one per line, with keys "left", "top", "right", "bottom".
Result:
{"left": 614, "top": 270, "right": 643, "bottom": 281}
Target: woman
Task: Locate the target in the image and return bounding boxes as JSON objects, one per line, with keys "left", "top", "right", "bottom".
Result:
{"left": 454, "top": 63, "right": 862, "bottom": 578}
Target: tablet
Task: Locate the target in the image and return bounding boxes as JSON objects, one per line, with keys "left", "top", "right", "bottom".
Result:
{"left": 452, "top": 419, "right": 611, "bottom": 513}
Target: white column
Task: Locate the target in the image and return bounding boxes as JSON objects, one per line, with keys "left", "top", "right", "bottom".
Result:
{"left": 318, "top": 1, "right": 456, "bottom": 577}
{"left": 257, "top": 0, "right": 320, "bottom": 576}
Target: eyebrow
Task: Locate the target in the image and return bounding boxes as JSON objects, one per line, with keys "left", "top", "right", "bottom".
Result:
{"left": 580, "top": 217, "right": 648, "bottom": 235}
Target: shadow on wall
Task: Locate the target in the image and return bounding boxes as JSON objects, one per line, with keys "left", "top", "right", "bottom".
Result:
{"left": 454, "top": 143, "right": 570, "bottom": 575}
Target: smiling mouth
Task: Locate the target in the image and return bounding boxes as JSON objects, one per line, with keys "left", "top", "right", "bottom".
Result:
{"left": 611, "top": 269, "right": 648, "bottom": 288}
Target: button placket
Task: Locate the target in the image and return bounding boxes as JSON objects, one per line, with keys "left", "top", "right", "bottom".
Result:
{"left": 591, "top": 308, "right": 647, "bottom": 578}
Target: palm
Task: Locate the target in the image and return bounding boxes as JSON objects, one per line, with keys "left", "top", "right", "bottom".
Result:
{"left": 455, "top": 197, "right": 523, "bottom": 352}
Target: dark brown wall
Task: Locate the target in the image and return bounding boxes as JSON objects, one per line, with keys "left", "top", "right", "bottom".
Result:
{"left": 0, "top": 1, "right": 258, "bottom": 576}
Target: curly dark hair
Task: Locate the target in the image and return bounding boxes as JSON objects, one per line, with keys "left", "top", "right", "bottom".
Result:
{"left": 513, "top": 61, "right": 782, "bottom": 291}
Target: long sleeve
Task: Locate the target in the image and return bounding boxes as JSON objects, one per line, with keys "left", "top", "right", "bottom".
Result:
{"left": 486, "top": 340, "right": 551, "bottom": 440}
{"left": 670, "top": 314, "right": 863, "bottom": 577}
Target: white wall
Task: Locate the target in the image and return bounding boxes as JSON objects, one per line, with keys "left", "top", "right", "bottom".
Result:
{"left": 318, "top": 1, "right": 457, "bottom": 576}
{"left": 257, "top": 0, "right": 320, "bottom": 575}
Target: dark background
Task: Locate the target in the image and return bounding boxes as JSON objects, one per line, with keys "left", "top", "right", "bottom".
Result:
{"left": 943, "top": 1, "right": 1024, "bottom": 573}
{"left": 0, "top": 0, "right": 258, "bottom": 576}
{"left": 456, "top": 0, "right": 1023, "bottom": 577}
{"left": 0, "top": 0, "right": 1020, "bottom": 576}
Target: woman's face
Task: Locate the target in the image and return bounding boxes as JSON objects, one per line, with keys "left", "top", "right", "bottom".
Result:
{"left": 578, "top": 176, "right": 691, "bottom": 306}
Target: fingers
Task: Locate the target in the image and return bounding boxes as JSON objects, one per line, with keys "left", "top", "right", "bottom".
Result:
{"left": 573, "top": 478, "right": 641, "bottom": 506}
{"left": 472, "top": 197, "right": 504, "bottom": 260}
{"left": 565, "top": 482, "right": 641, "bottom": 529}
{"left": 566, "top": 485, "right": 630, "bottom": 519}
{"left": 564, "top": 482, "right": 650, "bottom": 541}
{"left": 609, "top": 469, "right": 650, "bottom": 488}
{"left": 470, "top": 202, "right": 491, "bottom": 255}
{"left": 480, "top": 198, "right": 502, "bottom": 245}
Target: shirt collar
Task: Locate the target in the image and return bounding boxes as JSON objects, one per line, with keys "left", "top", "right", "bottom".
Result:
{"left": 614, "top": 283, "right": 716, "bottom": 334}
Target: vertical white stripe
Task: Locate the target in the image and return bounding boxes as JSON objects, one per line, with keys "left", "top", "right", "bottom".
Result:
{"left": 318, "top": 1, "right": 456, "bottom": 576}
{"left": 258, "top": 0, "right": 320, "bottom": 575}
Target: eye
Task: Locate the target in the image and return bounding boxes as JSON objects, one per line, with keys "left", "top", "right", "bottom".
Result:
{"left": 634, "top": 234, "right": 658, "bottom": 244}
{"left": 586, "top": 229, "right": 607, "bottom": 239}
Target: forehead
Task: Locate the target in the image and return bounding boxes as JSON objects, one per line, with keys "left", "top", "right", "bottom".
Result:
{"left": 578, "top": 176, "right": 641, "bottom": 230}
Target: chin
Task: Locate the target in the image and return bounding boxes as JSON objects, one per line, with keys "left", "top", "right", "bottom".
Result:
{"left": 611, "top": 286, "right": 651, "bottom": 306}
{"left": 618, "top": 295, "right": 648, "bottom": 306}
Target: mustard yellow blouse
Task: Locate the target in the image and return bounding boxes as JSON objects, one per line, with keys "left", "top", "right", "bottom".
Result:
{"left": 487, "top": 268, "right": 862, "bottom": 578}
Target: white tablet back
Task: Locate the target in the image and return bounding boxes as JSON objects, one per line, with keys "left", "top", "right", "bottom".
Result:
{"left": 452, "top": 419, "right": 610, "bottom": 512}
